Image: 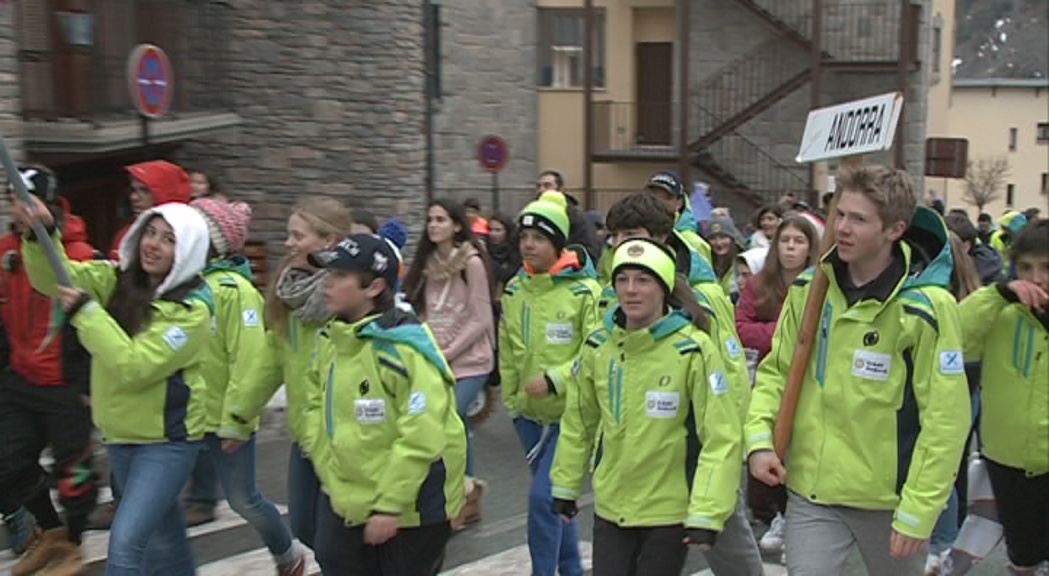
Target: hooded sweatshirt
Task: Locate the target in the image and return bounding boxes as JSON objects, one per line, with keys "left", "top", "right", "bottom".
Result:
{"left": 419, "top": 244, "right": 495, "bottom": 380}
{"left": 746, "top": 207, "right": 971, "bottom": 539}
{"left": 108, "top": 161, "right": 192, "bottom": 260}
{"left": 23, "top": 203, "right": 214, "bottom": 444}
{"left": 0, "top": 204, "right": 96, "bottom": 389}
{"left": 199, "top": 256, "right": 268, "bottom": 440}
{"left": 500, "top": 246, "right": 602, "bottom": 423}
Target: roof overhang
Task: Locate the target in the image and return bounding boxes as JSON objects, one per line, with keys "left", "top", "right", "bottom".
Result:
{"left": 23, "top": 111, "right": 242, "bottom": 155}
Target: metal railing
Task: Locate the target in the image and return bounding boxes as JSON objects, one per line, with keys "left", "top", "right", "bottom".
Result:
{"left": 17, "top": 0, "right": 233, "bottom": 122}
{"left": 744, "top": 0, "right": 903, "bottom": 62}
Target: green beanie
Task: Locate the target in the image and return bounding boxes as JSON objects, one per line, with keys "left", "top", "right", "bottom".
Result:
{"left": 519, "top": 199, "right": 570, "bottom": 247}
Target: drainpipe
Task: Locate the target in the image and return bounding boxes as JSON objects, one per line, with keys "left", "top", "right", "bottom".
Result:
{"left": 423, "top": 0, "right": 435, "bottom": 203}
{"left": 895, "top": 0, "right": 910, "bottom": 169}
{"left": 583, "top": 0, "right": 595, "bottom": 208}
{"left": 676, "top": 0, "right": 691, "bottom": 189}
{"left": 809, "top": 0, "right": 823, "bottom": 204}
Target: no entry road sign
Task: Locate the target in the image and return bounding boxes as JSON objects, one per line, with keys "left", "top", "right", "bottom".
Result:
{"left": 477, "top": 135, "right": 509, "bottom": 173}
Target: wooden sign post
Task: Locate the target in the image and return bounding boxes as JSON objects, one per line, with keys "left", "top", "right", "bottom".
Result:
{"left": 774, "top": 92, "right": 904, "bottom": 462}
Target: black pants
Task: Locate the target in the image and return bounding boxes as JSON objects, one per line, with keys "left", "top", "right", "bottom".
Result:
{"left": 314, "top": 494, "right": 450, "bottom": 576}
{"left": 984, "top": 457, "right": 1049, "bottom": 567}
{"left": 0, "top": 370, "right": 97, "bottom": 540}
{"left": 592, "top": 515, "right": 688, "bottom": 576}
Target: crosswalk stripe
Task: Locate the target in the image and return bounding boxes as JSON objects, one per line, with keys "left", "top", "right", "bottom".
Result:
{"left": 0, "top": 502, "right": 287, "bottom": 573}
{"left": 690, "top": 564, "right": 786, "bottom": 576}
{"left": 439, "top": 542, "right": 593, "bottom": 575}
{"left": 197, "top": 546, "right": 321, "bottom": 575}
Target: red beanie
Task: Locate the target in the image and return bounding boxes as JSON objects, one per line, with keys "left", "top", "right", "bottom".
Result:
{"left": 191, "top": 198, "right": 252, "bottom": 256}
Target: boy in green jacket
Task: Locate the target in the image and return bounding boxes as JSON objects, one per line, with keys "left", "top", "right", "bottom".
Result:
{"left": 746, "top": 165, "right": 971, "bottom": 575}
{"left": 958, "top": 220, "right": 1048, "bottom": 574}
{"left": 500, "top": 193, "right": 601, "bottom": 576}
{"left": 307, "top": 234, "right": 465, "bottom": 576}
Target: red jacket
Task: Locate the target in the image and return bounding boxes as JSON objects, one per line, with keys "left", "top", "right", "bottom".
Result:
{"left": 734, "top": 275, "right": 781, "bottom": 361}
{"left": 0, "top": 212, "right": 97, "bottom": 387}
{"left": 108, "top": 161, "right": 192, "bottom": 260}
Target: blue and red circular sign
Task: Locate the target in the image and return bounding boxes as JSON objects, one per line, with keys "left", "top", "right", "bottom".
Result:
{"left": 127, "top": 44, "right": 174, "bottom": 119}
{"left": 477, "top": 135, "right": 509, "bottom": 173}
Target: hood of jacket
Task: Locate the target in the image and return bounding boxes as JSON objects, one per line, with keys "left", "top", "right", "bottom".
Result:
{"left": 676, "top": 203, "right": 699, "bottom": 235}
{"left": 998, "top": 211, "right": 1028, "bottom": 235}
{"left": 204, "top": 254, "right": 254, "bottom": 281}
{"left": 668, "top": 231, "right": 717, "bottom": 284}
{"left": 118, "top": 203, "right": 211, "bottom": 297}
{"left": 520, "top": 244, "right": 596, "bottom": 281}
{"left": 901, "top": 205, "right": 953, "bottom": 290}
{"left": 126, "top": 160, "right": 192, "bottom": 205}
{"left": 603, "top": 306, "right": 692, "bottom": 340}
{"left": 354, "top": 309, "right": 454, "bottom": 383}
{"left": 970, "top": 243, "right": 1003, "bottom": 285}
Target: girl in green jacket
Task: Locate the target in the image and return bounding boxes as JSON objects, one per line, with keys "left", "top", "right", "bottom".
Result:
{"left": 15, "top": 197, "right": 212, "bottom": 575}
{"left": 551, "top": 238, "right": 746, "bottom": 576}
{"left": 229, "top": 197, "right": 354, "bottom": 550}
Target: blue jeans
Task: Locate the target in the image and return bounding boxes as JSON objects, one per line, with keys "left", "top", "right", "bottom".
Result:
{"left": 288, "top": 443, "right": 321, "bottom": 550}
{"left": 202, "top": 434, "right": 295, "bottom": 560}
{"left": 513, "top": 418, "right": 583, "bottom": 576}
{"left": 454, "top": 376, "right": 489, "bottom": 477}
{"left": 105, "top": 441, "right": 201, "bottom": 576}
{"left": 185, "top": 443, "right": 221, "bottom": 505}
{"left": 930, "top": 488, "right": 960, "bottom": 554}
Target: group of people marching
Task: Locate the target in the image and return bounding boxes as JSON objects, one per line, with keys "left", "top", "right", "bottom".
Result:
{"left": 0, "top": 159, "right": 1045, "bottom": 576}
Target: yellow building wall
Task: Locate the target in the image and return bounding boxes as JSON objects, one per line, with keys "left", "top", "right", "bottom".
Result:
{"left": 925, "top": 0, "right": 955, "bottom": 136}
{"left": 936, "top": 86, "right": 1049, "bottom": 217}
{"left": 536, "top": 0, "right": 676, "bottom": 210}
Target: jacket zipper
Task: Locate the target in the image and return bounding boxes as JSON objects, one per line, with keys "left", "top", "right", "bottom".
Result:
{"left": 325, "top": 361, "right": 336, "bottom": 438}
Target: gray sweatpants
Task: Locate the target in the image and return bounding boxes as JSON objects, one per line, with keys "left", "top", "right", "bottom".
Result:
{"left": 704, "top": 496, "right": 765, "bottom": 576}
{"left": 785, "top": 490, "right": 925, "bottom": 576}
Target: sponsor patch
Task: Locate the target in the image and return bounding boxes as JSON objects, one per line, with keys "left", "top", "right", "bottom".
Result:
{"left": 242, "top": 308, "right": 260, "bottom": 327}
{"left": 725, "top": 336, "right": 742, "bottom": 359}
{"left": 162, "top": 326, "right": 188, "bottom": 351}
{"left": 939, "top": 350, "right": 964, "bottom": 374}
{"left": 645, "top": 391, "right": 680, "bottom": 418}
{"left": 546, "top": 322, "right": 574, "bottom": 345}
{"left": 709, "top": 371, "right": 728, "bottom": 395}
{"left": 851, "top": 349, "right": 892, "bottom": 381}
{"left": 354, "top": 399, "right": 387, "bottom": 424}
{"left": 408, "top": 391, "right": 427, "bottom": 416}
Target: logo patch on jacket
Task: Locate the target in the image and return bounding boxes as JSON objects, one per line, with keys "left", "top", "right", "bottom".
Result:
{"left": 163, "top": 326, "right": 188, "bottom": 351}
{"left": 242, "top": 309, "right": 260, "bottom": 327}
{"left": 709, "top": 371, "right": 728, "bottom": 395}
{"left": 359, "top": 379, "right": 370, "bottom": 395}
{"left": 546, "top": 322, "right": 574, "bottom": 344}
{"left": 725, "top": 336, "right": 742, "bottom": 358}
{"left": 408, "top": 391, "right": 426, "bottom": 415}
{"left": 851, "top": 349, "right": 891, "bottom": 380}
{"left": 645, "top": 391, "right": 679, "bottom": 417}
{"left": 355, "top": 399, "right": 386, "bottom": 423}
{"left": 939, "top": 350, "right": 964, "bottom": 374}
{"left": 863, "top": 331, "right": 879, "bottom": 346}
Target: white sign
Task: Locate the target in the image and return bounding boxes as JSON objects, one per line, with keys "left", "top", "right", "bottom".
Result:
{"left": 796, "top": 92, "right": 904, "bottom": 163}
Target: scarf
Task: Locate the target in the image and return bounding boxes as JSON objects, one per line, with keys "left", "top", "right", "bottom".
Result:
{"left": 275, "top": 266, "right": 330, "bottom": 324}
{"left": 421, "top": 244, "right": 476, "bottom": 312}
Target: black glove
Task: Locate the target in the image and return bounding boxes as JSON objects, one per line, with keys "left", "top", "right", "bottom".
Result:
{"left": 552, "top": 498, "right": 578, "bottom": 519}
{"left": 685, "top": 528, "right": 717, "bottom": 548}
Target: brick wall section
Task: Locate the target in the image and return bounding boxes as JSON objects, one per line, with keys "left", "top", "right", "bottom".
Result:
{"left": 176, "top": 0, "right": 426, "bottom": 268}
{"left": 431, "top": 0, "right": 537, "bottom": 218}
{"left": 0, "top": 3, "right": 24, "bottom": 227}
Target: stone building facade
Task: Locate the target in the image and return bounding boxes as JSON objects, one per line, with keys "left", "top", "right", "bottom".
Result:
{"left": 0, "top": 4, "right": 24, "bottom": 224}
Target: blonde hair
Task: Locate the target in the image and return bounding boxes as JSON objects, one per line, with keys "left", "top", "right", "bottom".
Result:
{"left": 264, "top": 197, "right": 354, "bottom": 335}
{"left": 835, "top": 164, "right": 917, "bottom": 230}
{"left": 949, "top": 231, "right": 981, "bottom": 301}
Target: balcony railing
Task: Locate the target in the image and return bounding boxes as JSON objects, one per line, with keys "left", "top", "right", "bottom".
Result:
{"left": 16, "top": 0, "right": 232, "bottom": 122}
{"left": 593, "top": 101, "right": 679, "bottom": 157}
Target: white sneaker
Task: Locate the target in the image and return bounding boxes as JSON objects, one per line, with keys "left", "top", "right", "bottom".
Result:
{"left": 925, "top": 552, "right": 943, "bottom": 575}
{"left": 759, "top": 513, "right": 786, "bottom": 553}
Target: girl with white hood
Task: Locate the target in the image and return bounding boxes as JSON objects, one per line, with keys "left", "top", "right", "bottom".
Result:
{"left": 14, "top": 195, "right": 212, "bottom": 576}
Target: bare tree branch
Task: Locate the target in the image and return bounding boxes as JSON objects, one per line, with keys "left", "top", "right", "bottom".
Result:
{"left": 963, "top": 156, "right": 1010, "bottom": 212}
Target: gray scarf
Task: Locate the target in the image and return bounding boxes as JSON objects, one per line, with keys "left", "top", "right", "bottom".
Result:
{"left": 275, "top": 267, "right": 330, "bottom": 324}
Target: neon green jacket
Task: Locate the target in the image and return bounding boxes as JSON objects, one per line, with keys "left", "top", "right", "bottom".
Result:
{"left": 22, "top": 236, "right": 212, "bottom": 444}
{"left": 960, "top": 285, "right": 1048, "bottom": 475}
{"left": 598, "top": 233, "right": 750, "bottom": 416}
{"left": 200, "top": 257, "right": 268, "bottom": 440}
{"left": 500, "top": 247, "right": 602, "bottom": 423}
{"left": 746, "top": 207, "right": 971, "bottom": 539}
{"left": 677, "top": 203, "right": 713, "bottom": 265}
{"left": 231, "top": 314, "right": 328, "bottom": 456}
{"left": 312, "top": 310, "right": 466, "bottom": 527}
{"left": 551, "top": 310, "right": 743, "bottom": 530}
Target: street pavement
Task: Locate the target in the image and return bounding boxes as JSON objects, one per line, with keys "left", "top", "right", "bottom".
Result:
{"left": 0, "top": 396, "right": 1013, "bottom": 575}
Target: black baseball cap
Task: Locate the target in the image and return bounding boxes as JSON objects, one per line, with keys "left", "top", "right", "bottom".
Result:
{"left": 645, "top": 171, "right": 684, "bottom": 198}
{"left": 308, "top": 234, "right": 400, "bottom": 286}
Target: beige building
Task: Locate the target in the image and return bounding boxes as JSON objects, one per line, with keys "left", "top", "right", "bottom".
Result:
{"left": 536, "top": 0, "right": 935, "bottom": 218}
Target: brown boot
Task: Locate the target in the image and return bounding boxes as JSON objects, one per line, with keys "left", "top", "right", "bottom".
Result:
{"left": 461, "top": 478, "right": 486, "bottom": 525}
{"left": 39, "top": 546, "right": 84, "bottom": 576}
{"left": 12, "top": 527, "right": 76, "bottom": 576}
{"left": 183, "top": 502, "right": 217, "bottom": 527}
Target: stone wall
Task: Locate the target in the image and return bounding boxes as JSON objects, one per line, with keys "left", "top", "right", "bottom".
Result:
{"left": 176, "top": 0, "right": 427, "bottom": 264}
{"left": 431, "top": 0, "right": 537, "bottom": 218}
{"left": 0, "top": 3, "right": 24, "bottom": 226}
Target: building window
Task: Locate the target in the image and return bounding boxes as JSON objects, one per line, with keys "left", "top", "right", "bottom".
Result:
{"left": 1038, "top": 122, "right": 1049, "bottom": 144}
{"left": 1006, "top": 183, "right": 1015, "bottom": 206}
{"left": 537, "top": 8, "right": 606, "bottom": 88}
{"left": 1042, "top": 172, "right": 1048, "bottom": 195}
{"left": 932, "top": 22, "right": 942, "bottom": 74}
{"left": 1009, "top": 128, "right": 1018, "bottom": 151}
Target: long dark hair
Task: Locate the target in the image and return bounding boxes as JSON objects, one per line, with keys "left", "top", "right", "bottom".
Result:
{"left": 488, "top": 213, "right": 517, "bottom": 246}
{"left": 668, "top": 273, "right": 710, "bottom": 333}
{"left": 753, "top": 214, "right": 821, "bottom": 320}
{"left": 404, "top": 199, "right": 493, "bottom": 313}
{"left": 106, "top": 215, "right": 164, "bottom": 336}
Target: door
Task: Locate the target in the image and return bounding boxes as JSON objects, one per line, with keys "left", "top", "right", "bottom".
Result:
{"left": 635, "top": 42, "right": 673, "bottom": 146}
